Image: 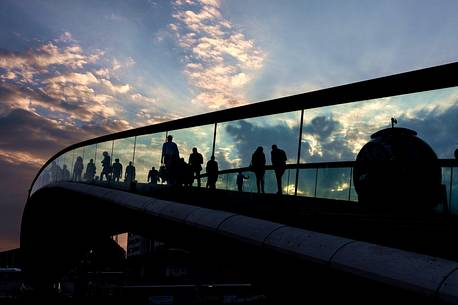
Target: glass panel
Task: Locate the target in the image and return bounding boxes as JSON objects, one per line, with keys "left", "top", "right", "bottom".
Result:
{"left": 96, "top": 141, "right": 114, "bottom": 182}
{"left": 135, "top": 133, "right": 166, "bottom": 183}
{"left": 112, "top": 137, "right": 136, "bottom": 183}
{"left": 296, "top": 168, "right": 317, "bottom": 197}
{"left": 316, "top": 168, "right": 352, "bottom": 200}
{"left": 169, "top": 125, "right": 214, "bottom": 187}
{"left": 215, "top": 111, "right": 301, "bottom": 171}
{"left": 301, "top": 86, "right": 458, "bottom": 163}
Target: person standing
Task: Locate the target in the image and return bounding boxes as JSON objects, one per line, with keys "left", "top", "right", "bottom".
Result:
{"left": 85, "top": 159, "right": 96, "bottom": 181}
{"left": 161, "top": 135, "right": 179, "bottom": 185}
{"left": 206, "top": 155, "right": 219, "bottom": 190}
{"left": 125, "top": 161, "right": 136, "bottom": 184}
{"left": 73, "top": 156, "right": 84, "bottom": 181}
{"left": 148, "top": 166, "right": 160, "bottom": 184}
{"left": 188, "top": 147, "right": 204, "bottom": 187}
{"left": 251, "top": 146, "right": 266, "bottom": 194}
{"left": 112, "top": 158, "right": 123, "bottom": 182}
{"left": 271, "top": 144, "right": 287, "bottom": 194}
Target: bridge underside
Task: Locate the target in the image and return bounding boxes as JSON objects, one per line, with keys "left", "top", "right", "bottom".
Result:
{"left": 20, "top": 182, "right": 458, "bottom": 303}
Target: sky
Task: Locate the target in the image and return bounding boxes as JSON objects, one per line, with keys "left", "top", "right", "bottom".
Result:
{"left": 1, "top": 0, "right": 458, "bottom": 251}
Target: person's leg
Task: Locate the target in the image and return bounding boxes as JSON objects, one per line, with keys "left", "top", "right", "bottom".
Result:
{"left": 261, "top": 174, "right": 265, "bottom": 193}
{"left": 196, "top": 170, "right": 201, "bottom": 187}
{"left": 255, "top": 172, "right": 261, "bottom": 193}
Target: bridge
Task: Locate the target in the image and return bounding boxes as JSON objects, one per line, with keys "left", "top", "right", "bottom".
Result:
{"left": 21, "top": 62, "right": 458, "bottom": 303}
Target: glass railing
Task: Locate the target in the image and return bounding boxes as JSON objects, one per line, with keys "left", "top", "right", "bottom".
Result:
{"left": 28, "top": 62, "right": 458, "bottom": 214}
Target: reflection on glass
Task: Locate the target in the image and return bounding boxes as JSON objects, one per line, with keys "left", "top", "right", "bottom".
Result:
{"left": 135, "top": 133, "right": 165, "bottom": 183}
{"left": 296, "top": 169, "right": 316, "bottom": 197}
{"left": 215, "top": 111, "right": 301, "bottom": 171}
{"left": 316, "top": 168, "right": 352, "bottom": 201}
{"left": 301, "top": 87, "right": 458, "bottom": 163}
{"left": 112, "top": 137, "right": 135, "bottom": 183}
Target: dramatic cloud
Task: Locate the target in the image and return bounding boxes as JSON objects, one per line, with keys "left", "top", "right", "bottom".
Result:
{"left": 170, "top": 0, "right": 265, "bottom": 109}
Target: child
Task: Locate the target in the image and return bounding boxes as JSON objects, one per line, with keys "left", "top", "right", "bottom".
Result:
{"left": 236, "top": 171, "right": 249, "bottom": 192}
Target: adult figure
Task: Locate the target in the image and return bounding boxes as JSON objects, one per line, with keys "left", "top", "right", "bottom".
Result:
{"left": 251, "top": 146, "right": 266, "bottom": 194}
{"left": 125, "top": 161, "right": 136, "bottom": 184}
{"left": 161, "top": 135, "right": 179, "bottom": 184}
{"left": 206, "top": 155, "right": 219, "bottom": 190}
{"left": 62, "top": 164, "right": 71, "bottom": 181}
{"left": 236, "top": 171, "right": 249, "bottom": 192}
{"left": 112, "top": 158, "right": 123, "bottom": 182}
{"left": 85, "top": 159, "right": 96, "bottom": 181}
{"left": 271, "top": 144, "right": 287, "bottom": 194}
{"left": 148, "top": 167, "right": 160, "bottom": 184}
{"left": 188, "top": 147, "right": 204, "bottom": 187}
{"left": 101, "top": 151, "right": 111, "bottom": 182}
{"left": 73, "top": 156, "right": 84, "bottom": 181}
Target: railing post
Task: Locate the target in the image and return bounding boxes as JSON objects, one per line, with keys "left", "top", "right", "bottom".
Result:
{"left": 450, "top": 167, "right": 454, "bottom": 213}
{"left": 314, "top": 168, "right": 319, "bottom": 197}
{"left": 132, "top": 136, "right": 137, "bottom": 165}
{"left": 212, "top": 122, "right": 217, "bottom": 158}
{"left": 348, "top": 167, "right": 353, "bottom": 201}
{"left": 294, "top": 110, "right": 305, "bottom": 196}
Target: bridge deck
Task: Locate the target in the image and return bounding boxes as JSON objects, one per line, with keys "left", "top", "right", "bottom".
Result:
{"left": 89, "top": 181, "right": 458, "bottom": 262}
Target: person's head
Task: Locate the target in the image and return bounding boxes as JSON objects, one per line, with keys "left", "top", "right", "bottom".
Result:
{"left": 115, "top": 158, "right": 119, "bottom": 163}
{"left": 77, "top": 156, "right": 82, "bottom": 161}
{"left": 167, "top": 135, "right": 173, "bottom": 142}
{"left": 152, "top": 167, "right": 155, "bottom": 170}
{"left": 90, "top": 159, "right": 94, "bottom": 163}
{"left": 256, "top": 146, "right": 263, "bottom": 153}
{"left": 63, "top": 164, "right": 67, "bottom": 169}
{"left": 192, "top": 147, "right": 197, "bottom": 153}
{"left": 103, "top": 151, "right": 108, "bottom": 156}
{"left": 211, "top": 155, "right": 215, "bottom": 161}
{"left": 272, "top": 144, "right": 278, "bottom": 150}
{"left": 129, "top": 161, "right": 133, "bottom": 165}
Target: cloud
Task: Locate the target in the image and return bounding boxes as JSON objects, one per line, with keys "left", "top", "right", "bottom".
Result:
{"left": 170, "top": 0, "right": 266, "bottom": 109}
{"left": 223, "top": 119, "right": 299, "bottom": 168}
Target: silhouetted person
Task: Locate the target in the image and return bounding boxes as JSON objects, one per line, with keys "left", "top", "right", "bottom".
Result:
{"left": 271, "top": 144, "right": 287, "bottom": 194}
{"left": 188, "top": 147, "right": 204, "bottom": 187}
{"left": 62, "top": 164, "right": 70, "bottom": 181}
{"left": 73, "top": 156, "right": 84, "bottom": 181}
{"left": 148, "top": 167, "right": 160, "bottom": 184}
{"left": 125, "top": 161, "right": 136, "bottom": 184}
{"left": 455, "top": 148, "right": 458, "bottom": 160}
{"left": 101, "top": 151, "right": 111, "bottom": 182}
{"left": 50, "top": 161, "right": 62, "bottom": 181}
{"left": 112, "top": 158, "right": 123, "bottom": 182}
{"left": 206, "top": 155, "right": 219, "bottom": 190}
{"left": 85, "top": 159, "right": 96, "bottom": 181}
{"left": 159, "top": 165, "right": 167, "bottom": 184}
{"left": 161, "top": 135, "right": 180, "bottom": 185}
{"left": 251, "top": 146, "right": 266, "bottom": 194}
{"left": 236, "top": 171, "right": 249, "bottom": 192}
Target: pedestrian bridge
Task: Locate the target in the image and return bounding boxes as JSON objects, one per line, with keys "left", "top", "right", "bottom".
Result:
{"left": 21, "top": 62, "right": 458, "bottom": 303}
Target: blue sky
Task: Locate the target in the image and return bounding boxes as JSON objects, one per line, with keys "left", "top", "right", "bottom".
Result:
{"left": 1, "top": 0, "right": 457, "bottom": 250}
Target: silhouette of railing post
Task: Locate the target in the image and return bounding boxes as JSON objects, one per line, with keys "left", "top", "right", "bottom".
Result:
{"left": 450, "top": 167, "right": 454, "bottom": 212}
{"left": 314, "top": 168, "right": 319, "bottom": 197}
{"left": 348, "top": 167, "right": 353, "bottom": 201}
{"left": 294, "top": 110, "right": 304, "bottom": 196}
